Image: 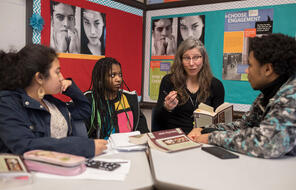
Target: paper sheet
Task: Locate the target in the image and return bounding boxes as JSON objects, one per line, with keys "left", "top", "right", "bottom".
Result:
{"left": 109, "top": 131, "right": 147, "bottom": 151}
{"left": 34, "top": 159, "right": 131, "bottom": 181}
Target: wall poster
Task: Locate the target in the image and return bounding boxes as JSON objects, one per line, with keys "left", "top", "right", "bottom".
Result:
{"left": 50, "top": 1, "right": 106, "bottom": 56}
{"left": 222, "top": 9, "right": 273, "bottom": 81}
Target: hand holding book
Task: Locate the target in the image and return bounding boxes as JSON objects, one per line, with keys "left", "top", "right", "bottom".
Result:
{"left": 193, "top": 102, "right": 233, "bottom": 128}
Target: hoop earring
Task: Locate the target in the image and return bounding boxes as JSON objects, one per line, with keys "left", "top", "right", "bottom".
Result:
{"left": 38, "top": 87, "right": 45, "bottom": 99}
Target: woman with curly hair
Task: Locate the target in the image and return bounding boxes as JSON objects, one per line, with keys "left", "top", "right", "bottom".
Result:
{"left": 154, "top": 36, "right": 225, "bottom": 134}
{"left": 0, "top": 44, "right": 107, "bottom": 158}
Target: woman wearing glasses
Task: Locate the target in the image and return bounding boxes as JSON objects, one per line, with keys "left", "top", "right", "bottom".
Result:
{"left": 154, "top": 37, "right": 224, "bottom": 134}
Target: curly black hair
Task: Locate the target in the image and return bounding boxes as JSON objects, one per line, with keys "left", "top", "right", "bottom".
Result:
{"left": 0, "top": 44, "right": 57, "bottom": 91}
{"left": 249, "top": 33, "right": 296, "bottom": 76}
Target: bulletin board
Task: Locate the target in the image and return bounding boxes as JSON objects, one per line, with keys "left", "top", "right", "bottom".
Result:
{"left": 35, "top": 0, "right": 144, "bottom": 99}
{"left": 142, "top": 0, "right": 296, "bottom": 111}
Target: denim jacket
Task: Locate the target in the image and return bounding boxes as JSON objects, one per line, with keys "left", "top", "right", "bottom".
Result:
{"left": 0, "top": 81, "right": 94, "bottom": 158}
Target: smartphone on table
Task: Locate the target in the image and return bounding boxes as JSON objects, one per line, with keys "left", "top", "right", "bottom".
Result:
{"left": 201, "top": 146, "right": 239, "bottom": 159}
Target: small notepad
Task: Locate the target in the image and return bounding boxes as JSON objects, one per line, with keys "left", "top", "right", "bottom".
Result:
{"left": 109, "top": 131, "right": 147, "bottom": 151}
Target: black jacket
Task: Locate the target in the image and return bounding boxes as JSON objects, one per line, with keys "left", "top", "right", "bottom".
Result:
{"left": 0, "top": 82, "right": 94, "bottom": 158}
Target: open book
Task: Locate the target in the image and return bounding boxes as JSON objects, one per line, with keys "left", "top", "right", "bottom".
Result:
{"left": 129, "top": 128, "right": 201, "bottom": 153}
{"left": 193, "top": 102, "right": 233, "bottom": 128}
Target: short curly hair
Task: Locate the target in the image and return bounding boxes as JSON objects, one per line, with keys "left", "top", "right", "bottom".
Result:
{"left": 0, "top": 44, "right": 57, "bottom": 91}
{"left": 249, "top": 33, "right": 296, "bottom": 76}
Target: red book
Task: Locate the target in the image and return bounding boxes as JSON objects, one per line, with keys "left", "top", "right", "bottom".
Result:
{"left": 147, "top": 128, "right": 202, "bottom": 152}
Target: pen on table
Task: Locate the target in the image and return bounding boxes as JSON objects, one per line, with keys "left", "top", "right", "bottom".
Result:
{"left": 112, "top": 161, "right": 129, "bottom": 164}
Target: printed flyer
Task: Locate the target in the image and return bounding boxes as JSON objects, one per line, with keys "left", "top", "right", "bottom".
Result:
{"left": 223, "top": 9, "right": 273, "bottom": 81}
{"left": 149, "top": 60, "right": 173, "bottom": 100}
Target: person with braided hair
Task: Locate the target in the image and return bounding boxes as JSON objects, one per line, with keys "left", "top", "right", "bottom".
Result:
{"left": 84, "top": 57, "right": 149, "bottom": 139}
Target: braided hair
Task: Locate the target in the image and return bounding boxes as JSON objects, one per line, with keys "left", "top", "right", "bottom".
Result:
{"left": 88, "top": 57, "right": 123, "bottom": 139}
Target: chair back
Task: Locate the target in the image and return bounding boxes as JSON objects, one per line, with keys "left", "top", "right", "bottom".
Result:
{"left": 151, "top": 107, "right": 161, "bottom": 132}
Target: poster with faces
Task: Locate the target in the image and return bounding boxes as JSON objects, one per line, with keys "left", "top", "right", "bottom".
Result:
{"left": 150, "top": 14, "right": 205, "bottom": 58}
{"left": 50, "top": 1, "right": 106, "bottom": 56}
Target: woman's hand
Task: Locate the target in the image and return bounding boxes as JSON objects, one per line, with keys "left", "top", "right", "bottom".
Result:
{"left": 54, "top": 31, "right": 68, "bottom": 52}
{"left": 94, "top": 139, "right": 108, "bottom": 156}
{"left": 195, "top": 134, "right": 209, "bottom": 144}
{"left": 188, "top": 127, "right": 202, "bottom": 141}
{"left": 163, "top": 91, "right": 179, "bottom": 112}
{"left": 61, "top": 80, "right": 72, "bottom": 92}
{"left": 68, "top": 28, "right": 80, "bottom": 53}
{"left": 188, "top": 128, "right": 209, "bottom": 144}
{"left": 165, "top": 35, "right": 176, "bottom": 56}
{"left": 154, "top": 39, "right": 166, "bottom": 55}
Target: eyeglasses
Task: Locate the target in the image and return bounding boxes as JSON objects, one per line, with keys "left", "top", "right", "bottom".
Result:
{"left": 182, "top": 55, "right": 202, "bottom": 63}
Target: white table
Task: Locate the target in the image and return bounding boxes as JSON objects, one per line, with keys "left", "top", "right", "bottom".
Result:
{"left": 149, "top": 146, "right": 296, "bottom": 190}
{"left": 6, "top": 151, "right": 153, "bottom": 190}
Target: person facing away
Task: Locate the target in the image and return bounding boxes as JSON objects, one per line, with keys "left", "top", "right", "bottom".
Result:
{"left": 81, "top": 8, "right": 105, "bottom": 56}
{"left": 188, "top": 33, "right": 296, "bottom": 158}
{"left": 0, "top": 44, "right": 107, "bottom": 158}
{"left": 151, "top": 18, "right": 176, "bottom": 56}
{"left": 154, "top": 37, "right": 225, "bottom": 134}
{"left": 50, "top": 2, "right": 80, "bottom": 53}
{"left": 84, "top": 57, "right": 149, "bottom": 139}
{"left": 177, "top": 15, "right": 205, "bottom": 47}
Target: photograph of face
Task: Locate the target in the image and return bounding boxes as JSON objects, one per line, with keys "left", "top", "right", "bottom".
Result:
{"left": 50, "top": 1, "right": 81, "bottom": 54}
{"left": 151, "top": 18, "right": 177, "bottom": 56}
{"left": 81, "top": 8, "right": 106, "bottom": 55}
{"left": 177, "top": 15, "right": 205, "bottom": 46}
{"left": 5, "top": 158, "right": 22, "bottom": 172}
